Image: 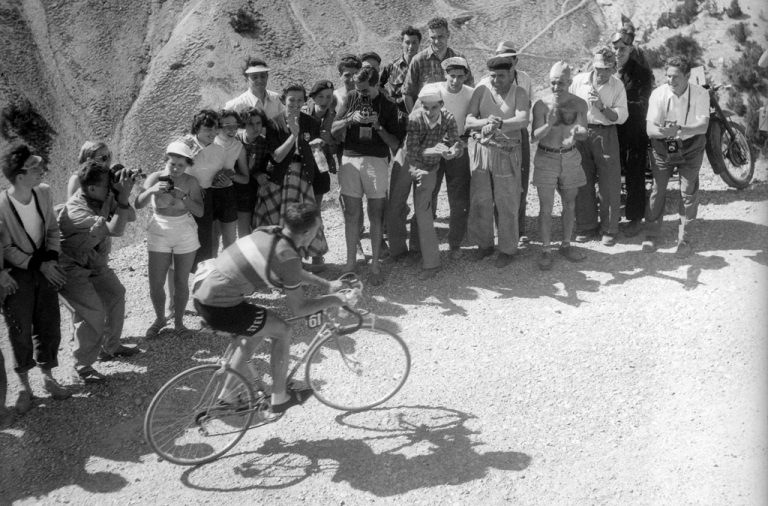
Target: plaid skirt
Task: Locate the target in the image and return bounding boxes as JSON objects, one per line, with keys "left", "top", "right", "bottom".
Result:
{"left": 253, "top": 162, "right": 328, "bottom": 257}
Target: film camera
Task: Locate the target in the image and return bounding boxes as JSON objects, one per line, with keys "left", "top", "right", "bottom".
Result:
{"left": 158, "top": 175, "right": 174, "bottom": 192}
{"left": 356, "top": 95, "right": 375, "bottom": 141}
{"left": 109, "top": 163, "right": 146, "bottom": 198}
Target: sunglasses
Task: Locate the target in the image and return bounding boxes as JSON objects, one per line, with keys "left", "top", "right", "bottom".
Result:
{"left": 92, "top": 154, "right": 111, "bottom": 163}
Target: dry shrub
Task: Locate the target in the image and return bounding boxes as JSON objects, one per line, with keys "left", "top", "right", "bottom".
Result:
{"left": 656, "top": 0, "right": 700, "bottom": 28}
{"left": 727, "top": 22, "right": 751, "bottom": 44}
{"left": 229, "top": 5, "right": 262, "bottom": 38}
{"left": 724, "top": 41, "right": 768, "bottom": 93}
{"left": 725, "top": 0, "right": 744, "bottom": 19}
{"left": 0, "top": 99, "right": 57, "bottom": 158}
{"left": 745, "top": 92, "right": 767, "bottom": 156}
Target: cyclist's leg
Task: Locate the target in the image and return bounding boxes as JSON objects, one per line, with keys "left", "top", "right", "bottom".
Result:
{"left": 227, "top": 310, "right": 289, "bottom": 397}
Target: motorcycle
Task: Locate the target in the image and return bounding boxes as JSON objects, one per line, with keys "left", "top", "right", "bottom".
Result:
{"left": 704, "top": 83, "right": 755, "bottom": 189}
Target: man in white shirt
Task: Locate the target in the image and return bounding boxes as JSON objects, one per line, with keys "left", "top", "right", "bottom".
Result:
{"left": 225, "top": 57, "right": 283, "bottom": 120}
{"left": 569, "top": 47, "right": 628, "bottom": 246}
{"left": 643, "top": 56, "right": 710, "bottom": 258}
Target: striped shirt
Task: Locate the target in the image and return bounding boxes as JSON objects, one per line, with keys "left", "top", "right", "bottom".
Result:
{"left": 193, "top": 228, "right": 302, "bottom": 307}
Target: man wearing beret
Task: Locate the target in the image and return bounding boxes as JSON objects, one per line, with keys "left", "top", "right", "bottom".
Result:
{"left": 569, "top": 47, "right": 628, "bottom": 246}
{"left": 464, "top": 55, "right": 530, "bottom": 268}
{"left": 478, "top": 41, "right": 535, "bottom": 244}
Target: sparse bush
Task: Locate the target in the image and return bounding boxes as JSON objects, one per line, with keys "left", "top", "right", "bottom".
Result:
{"left": 724, "top": 41, "right": 768, "bottom": 93}
{"left": 664, "top": 34, "right": 704, "bottom": 63}
{"left": 0, "top": 99, "right": 57, "bottom": 158}
{"left": 229, "top": 5, "right": 261, "bottom": 37}
{"left": 656, "top": 0, "right": 700, "bottom": 29}
{"left": 725, "top": 88, "right": 747, "bottom": 116}
{"left": 725, "top": 0, "right": 744, "bottom": 19}
{"left": 727, "top": 22, "right": 751, "bottom": 43}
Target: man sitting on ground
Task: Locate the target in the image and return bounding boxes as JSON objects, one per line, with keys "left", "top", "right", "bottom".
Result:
{"left": 191, "top": 202, "right": 352, "bottom": 414}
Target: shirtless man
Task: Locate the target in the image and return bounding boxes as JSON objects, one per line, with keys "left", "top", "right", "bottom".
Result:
{"left": 531, "top": 62, "right": 589, "bottom": 270}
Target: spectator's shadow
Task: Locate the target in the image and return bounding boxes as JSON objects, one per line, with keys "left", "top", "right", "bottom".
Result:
{"left": 179, "top": 405, "right": 531, "bottom": 495}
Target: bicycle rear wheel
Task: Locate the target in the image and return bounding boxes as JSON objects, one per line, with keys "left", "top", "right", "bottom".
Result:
{"left": 306, "top": 325, "right": 410, "bottom": 411}
{"left": 144, "top": 364, "right": 256, "bottom": 466}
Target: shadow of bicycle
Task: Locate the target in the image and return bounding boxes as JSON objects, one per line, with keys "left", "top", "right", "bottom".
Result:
{"left": 179, "top": 405, "right": 531, "bottom": 496}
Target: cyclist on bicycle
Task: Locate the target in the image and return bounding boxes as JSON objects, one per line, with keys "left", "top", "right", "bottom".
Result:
{"left": 191, "top": 201, "right": 354, "bottom": 415}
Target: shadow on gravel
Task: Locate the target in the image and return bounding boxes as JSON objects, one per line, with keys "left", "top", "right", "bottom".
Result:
{"left": 179, "top": 405, "right": 531, "bottom": 495}
{"left": 0, "top": 370, "right": 148, "bottom": 502}
{"left": 698, "top": 180, "right": 768, "bottom": 206}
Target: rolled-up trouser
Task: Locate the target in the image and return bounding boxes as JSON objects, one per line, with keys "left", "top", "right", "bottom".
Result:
{"left": 467, "top": 139, "right": 522, "bottom": 255}
{"left": 412, "top": 169, "right": 440, "bottom": 269}
{"left": 59, "top": 265, "right": 126, "bottom": 369}
{"left": 575, "top": 124, "right": 622, "bottom": 235}
{"left": 645, "top": 135, "right": 706, "bottom": 243}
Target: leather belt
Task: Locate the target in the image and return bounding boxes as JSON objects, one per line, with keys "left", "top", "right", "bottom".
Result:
{"left": 587, "top": 123, "right": 615, "bottom": 129}
{"left": 538, "top": 144, "right": 576, "bottom": 154}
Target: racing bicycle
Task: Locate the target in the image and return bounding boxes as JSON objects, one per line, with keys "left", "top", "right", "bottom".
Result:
{"left": 143, "top": 273, "right": 410, "bottom": 466}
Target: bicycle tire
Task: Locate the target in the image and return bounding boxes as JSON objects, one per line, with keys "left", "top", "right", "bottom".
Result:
{"left": 144, "top": 364, "right": 255, "bottom": 466}
{"left": 706, "top": 120, "right": 755, "bottom": 189}
{"left": 305, "top": 324, "right": 410, "bottom": 411}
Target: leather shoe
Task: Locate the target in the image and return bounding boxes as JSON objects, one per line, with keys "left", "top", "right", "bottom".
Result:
{"left": 15, "top": 391, "right": 32, "bottom": 414}
{"left": 602, "top": 234, "right": 616, "bottom": 246}
{"left": 98, "top": 344, "right": 140, "bottom": 361}
{"left": 76, "top": 366, "right": 106, "bottom": 384}
{"left": 559, "top": 245, "right": 586, "bottom": 262}
{"left": 471, "top": 247, "right": 495, "bottom": 261}
{"left": 44, "top": 377, "right": 72, "bottom": 401}
{"left": 674, "top": 240, "right": 692, "bottom": 259}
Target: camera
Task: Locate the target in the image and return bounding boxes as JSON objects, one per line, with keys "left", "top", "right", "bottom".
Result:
{"left": 158, "top": 175, "right": 174, "bottom": 192}
{"left": 109, "top": 163, "right": 146, "bottom": 184}
{"left": 665, "top": 139, "right": 681, "bottom": 153}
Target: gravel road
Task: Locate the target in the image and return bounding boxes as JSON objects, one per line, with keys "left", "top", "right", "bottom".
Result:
{"left": 1, "top": 165, "right": 766, "bottom": 505}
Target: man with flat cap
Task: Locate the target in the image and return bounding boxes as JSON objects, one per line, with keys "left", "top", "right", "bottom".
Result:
{"left": 531, "top": 61, "right": 589, "bottom": 270}
{"left": 464, "top": 54, "right": 530, "bottom": 268}
{"left": 225, "top": 56, "right": 283, "bottom": 120}
{"left": 479, "top": 41, "right": 535, "bottom": 244}
{"left": 569, "top": 47, "right": 628, "bottom": 246}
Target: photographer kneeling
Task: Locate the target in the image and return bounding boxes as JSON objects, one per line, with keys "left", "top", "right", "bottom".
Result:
{"left": 58, "top": 162, "right": 139, "bottom": 383}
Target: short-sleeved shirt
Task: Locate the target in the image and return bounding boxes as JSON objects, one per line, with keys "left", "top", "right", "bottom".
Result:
{"left": 336, "top": 91, "right": 400, "bottom": 158}
{"left": 406, "top": 109, "right": 459, "bottom": 172}
{"left": 184, "top": 135, "right": 228, "bottom": 189}
{"left": 192, "top": 227, "right": 303, "bottom": 308}
{"left": 401, "top": 46, "right": 475, "bottom": 99}
{"left": 569, "top": 72, "right": 629, "bottom": 126}
{"left": 225, "top": 89, "right": 284, "bottom": 120}
{"left": 646, "top": 83, "right": 709, "bottom": 140}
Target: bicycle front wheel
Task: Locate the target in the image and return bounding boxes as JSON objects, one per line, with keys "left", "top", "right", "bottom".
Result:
{"left": 306, "top": 325, "right": 410, "bottom": 411}
{"left": 144, "top": 364, "right": 255, "bottom": 466}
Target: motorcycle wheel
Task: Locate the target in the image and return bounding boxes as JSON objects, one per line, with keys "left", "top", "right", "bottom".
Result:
{"left": 706, "top": 120, "right": 755, "bottom": 189}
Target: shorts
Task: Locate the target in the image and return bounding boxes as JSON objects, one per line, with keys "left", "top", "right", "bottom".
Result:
{"left": 338, "top": 155, "right": 389, "bottom": 199}
{"left": 206, "top": 185, "right": 238, "bottom": 223}
{"left": 193, "top": 299, "right": 268, "bottom": 335}
{"left": 147, "top": 213, "right": 200, "bottom": 254}
{"left": 234, "top": 180, "right": 258, "bottom": 213}
{"left": 532, "top": 147, "right": 586, "bottom": 190}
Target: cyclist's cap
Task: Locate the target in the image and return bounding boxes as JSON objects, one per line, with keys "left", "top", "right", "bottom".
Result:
{"left": 166, "top": 140, "right": 194, "bottom": 160}
{"left": 245, "top": 64, "right": 270, "bottom": 73}
{"left": 494, "top": 40, "right": 518, "bottom": 57}
{"left": 441, "top": 56, "right": 469, "bottom": 72}
{"left": 418, "top": 83, "right": 443, "bottom": 103}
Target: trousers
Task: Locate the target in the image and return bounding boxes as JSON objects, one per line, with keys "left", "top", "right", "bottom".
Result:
{"left": 575, "top": 124, "right": 622, "bottom": 235}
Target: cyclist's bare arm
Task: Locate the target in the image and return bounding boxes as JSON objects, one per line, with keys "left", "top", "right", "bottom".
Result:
{"left": 299, "top": 270, "right": 344, "bottom": 293}
{"left": 284, "top": 285, "right": 346, "bottom": 318}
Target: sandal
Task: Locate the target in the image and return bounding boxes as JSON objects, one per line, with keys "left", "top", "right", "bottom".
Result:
{"left": 145, "top": 320, "right": 165, "bottom": 340}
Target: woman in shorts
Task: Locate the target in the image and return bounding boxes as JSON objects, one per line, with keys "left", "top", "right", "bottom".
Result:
{"left": 135, "top": 141, "right": 204, "bottom": 338}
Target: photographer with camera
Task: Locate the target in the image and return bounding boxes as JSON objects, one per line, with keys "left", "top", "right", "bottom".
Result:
{"left": 57, "top": 160, "right": 139, "bottom": 383}
{"left": 643, "top": 56, "right": 709, "bottom": 259}
{"left": 135, "top": 141, "right": 204, "bottom": 338}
